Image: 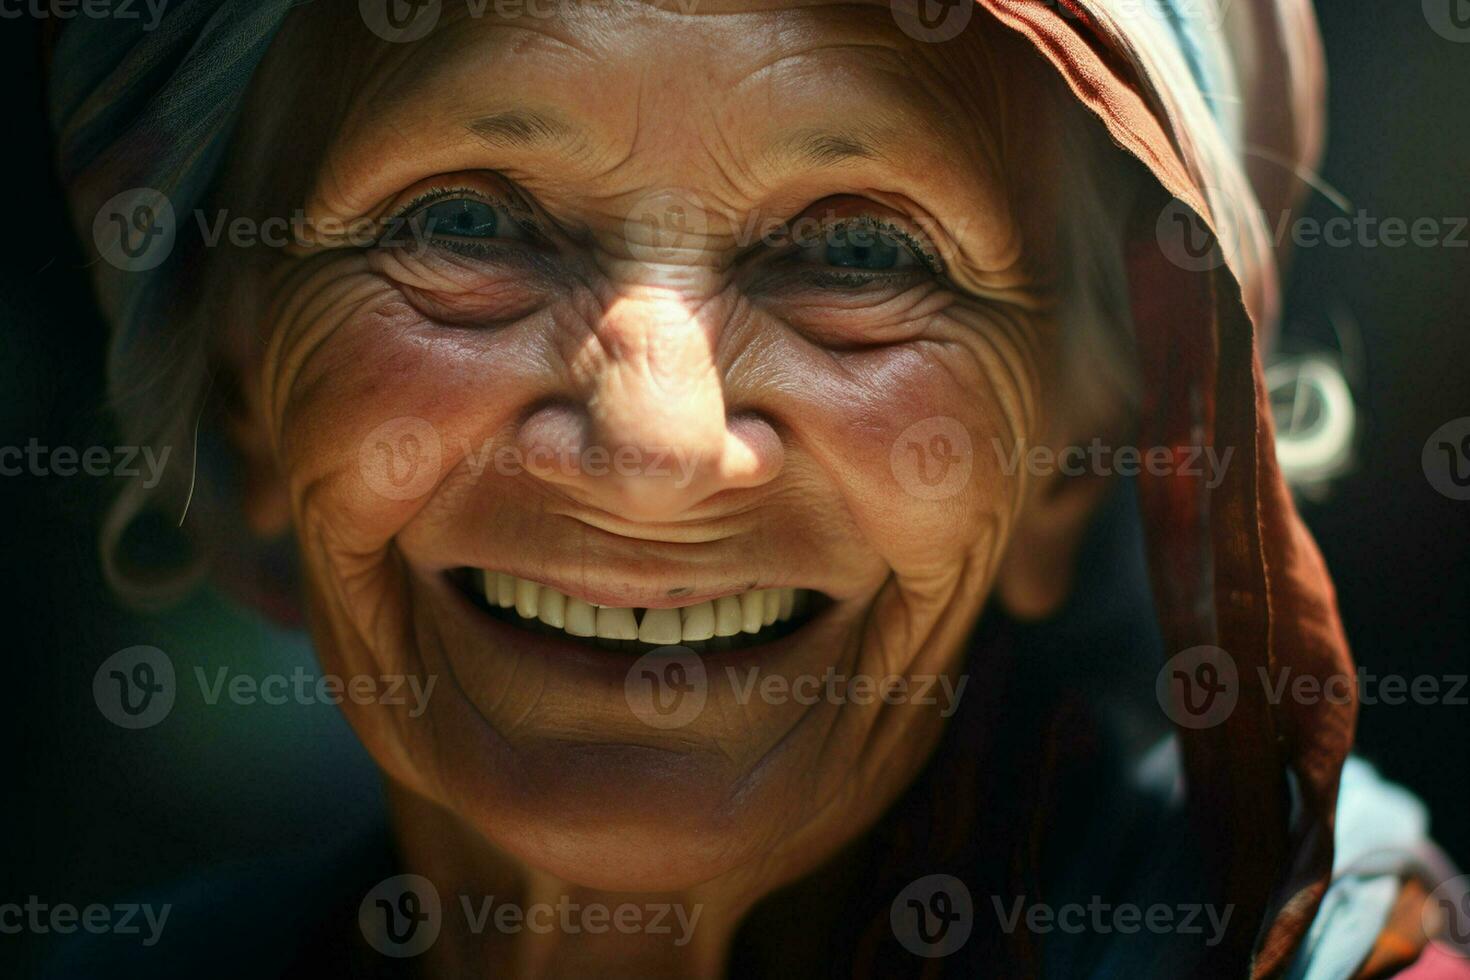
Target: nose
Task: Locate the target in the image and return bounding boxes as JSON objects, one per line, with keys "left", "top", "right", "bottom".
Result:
{"left": 517, "top": 290, "right": 781, "bottom": 521}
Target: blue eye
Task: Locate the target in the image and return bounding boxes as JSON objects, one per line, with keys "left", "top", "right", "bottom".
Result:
{"left": 422, "top": 199, "right": 504, "bottom": 237}
{"left": 405, "top": 195, "right": 531, "bottom": 245}
{"left": 797, "top": 219, "right": 924, "bottom": 272}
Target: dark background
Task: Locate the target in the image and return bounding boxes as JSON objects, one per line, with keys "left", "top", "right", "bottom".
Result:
{"left": 3, "top": 2, "right": 1466, "bottom": 975}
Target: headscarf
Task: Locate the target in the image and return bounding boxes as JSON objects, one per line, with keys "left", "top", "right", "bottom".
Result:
{"left": 52, "top": 0, "right": 298, "bottom": 348}
{"left": 45, "top": 1, "right": 1432, "bottom": 975}
{"left": 976, "top": 1, "right": 1350, "bottom": 974}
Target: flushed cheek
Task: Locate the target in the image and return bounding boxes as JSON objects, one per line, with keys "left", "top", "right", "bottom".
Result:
{"left": 263, "top": 258, "right": 553, "bottom": 560}
{"left": 821, "top": 347, "right": 1030, "bottom": 566}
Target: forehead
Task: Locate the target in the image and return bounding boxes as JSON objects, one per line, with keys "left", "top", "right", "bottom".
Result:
{"left": 305, "top": 0, "right": 1018, "bottom": 218}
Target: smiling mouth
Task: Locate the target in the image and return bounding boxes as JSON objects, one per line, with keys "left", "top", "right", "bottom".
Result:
{"left": 454, "top": 569, "right": 820, "bottom": 654}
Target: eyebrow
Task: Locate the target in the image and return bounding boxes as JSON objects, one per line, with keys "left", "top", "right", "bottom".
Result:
{"left": 786, "top": 130, "right": 883, "bottom": 167}
{"left": 467, "top": 109, "right": 572, "bottom": 149}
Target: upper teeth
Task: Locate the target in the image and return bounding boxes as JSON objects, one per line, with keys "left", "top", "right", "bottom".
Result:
{"left": 479, "top": 571, "right": 803, "bottom": 644}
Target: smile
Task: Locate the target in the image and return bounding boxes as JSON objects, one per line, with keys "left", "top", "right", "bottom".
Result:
{"left": 460, "top": 570, "right": 817, "bottom": 654}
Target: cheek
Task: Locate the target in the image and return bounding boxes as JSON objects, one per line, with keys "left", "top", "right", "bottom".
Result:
{"left": 788, "top": 306, "right": 1044, "bottom": 586}
{"left": 263, "top": 257, "right": 548, "bottom": 558}
{"left": 265, "top": 252, "right": 1045, "bottom": 594}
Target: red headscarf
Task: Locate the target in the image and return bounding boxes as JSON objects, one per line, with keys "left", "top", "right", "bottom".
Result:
{"left": 983, "top": 1, "right": 1358, "bottom": 974}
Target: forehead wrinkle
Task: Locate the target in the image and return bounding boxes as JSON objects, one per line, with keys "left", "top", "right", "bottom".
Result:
{"left": 308, "top": 1, "right": 1014, "bottom": 247}
{"left": 728, "top": 17, "right": 1011, "bottom": 189}
{"left": 734, "top": 41, "right": 953, "bottom": 141}
{"left": 680, "top": 109, "right": 774, "bottom": 220}
{"left": 745, "top": 28, "right": 1022, "bottom": 257}
{"left": 309, "top": 18, "right": 618, "bottom": 214}
{"left": 731, "top": 49, "right": 985, "bottom": 196}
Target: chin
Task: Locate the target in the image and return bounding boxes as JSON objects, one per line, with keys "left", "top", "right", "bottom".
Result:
{"left": 447, "top": 739, "right": 799, "bottom": 893}
{"left": 324, "top": 559, "right": 918, "bottom": 893}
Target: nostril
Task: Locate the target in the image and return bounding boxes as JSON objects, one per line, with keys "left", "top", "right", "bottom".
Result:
{"left": 517, "top": 401, "right": 589, "bottom": 481}
{"left": 723, "top": 413, "right": 784, "bottom": 487}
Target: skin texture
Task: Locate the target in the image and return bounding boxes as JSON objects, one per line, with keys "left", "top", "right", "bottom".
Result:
{"left": 213, "top": 1, "right": 1123, "bottom": 974}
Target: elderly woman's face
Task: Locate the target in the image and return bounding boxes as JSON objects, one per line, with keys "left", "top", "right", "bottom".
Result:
{"left": 245, "top": 0, "right": 1069, "bottom": 895}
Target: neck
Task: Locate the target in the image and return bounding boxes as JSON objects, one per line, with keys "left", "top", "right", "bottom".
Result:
{"left": 384, "top": 785, "right": 753, "bottom": 979}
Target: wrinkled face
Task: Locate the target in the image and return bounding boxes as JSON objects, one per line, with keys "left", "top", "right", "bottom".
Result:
{"left": 239, "top": 0, "right": 1072, "bottom": 895}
